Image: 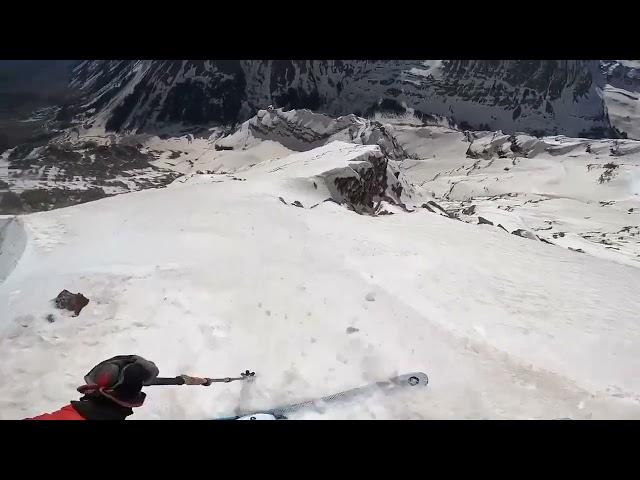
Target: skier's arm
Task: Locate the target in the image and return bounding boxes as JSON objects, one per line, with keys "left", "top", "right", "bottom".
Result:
{"left": 28, "top": 405, "right": 87, "bottom": 420}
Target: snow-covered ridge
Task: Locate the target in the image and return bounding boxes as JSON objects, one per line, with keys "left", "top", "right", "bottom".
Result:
{"left": 217, "top": 107, "right": 406, "bottom": 159}
{"left": 225, "top": 141, "right": 411, "bottom": 215}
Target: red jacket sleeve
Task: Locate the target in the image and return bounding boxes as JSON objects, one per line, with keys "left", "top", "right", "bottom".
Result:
{"left": 27, "top": 404, "right": 86, "bottom": 420}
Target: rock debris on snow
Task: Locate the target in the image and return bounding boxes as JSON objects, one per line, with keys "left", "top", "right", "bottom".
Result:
{"left": 477, "top": 217, "right": 494, "bottom": 226}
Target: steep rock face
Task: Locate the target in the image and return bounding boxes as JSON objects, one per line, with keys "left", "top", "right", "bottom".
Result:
{"left": 601, "top": 60, "right": 640, "bottom": 140}
{"left": 69, "top": 60, "right": 613, "bottom": 138}
{"left": 602, "top": 61, "right": 640, "bottom": 92}
{"left": 69, "top": 60, "right": 246, "bottom": 132}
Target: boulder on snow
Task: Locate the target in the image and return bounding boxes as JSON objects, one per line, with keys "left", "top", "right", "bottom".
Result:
{"left": 477, "top": 216, "right": 494, "bottom": 226}
{"left": 291, "top": 200, "right": 304, "bottom": 208}
{"left": 511, "top": 229, "right": 539, "bottom": 241}
{"left": 214, "top": 144, "right": 233, "bottom": 151}
{"left": 54, "top": 290, "right": 90, "bottom": 316}
{"left": 461, "top": 205, "right": 476, "bottom": 215}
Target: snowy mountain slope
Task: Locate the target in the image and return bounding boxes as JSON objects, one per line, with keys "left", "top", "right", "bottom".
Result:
{"left": 1, "top": 140, "right": 640, "bottom": 420}
{"left": 67, "top": 60, "right": 613, "bottom": 138}
{"left": 3, "top": 106, "right": 639, "bottom": 266}
{"left": 5, "top": 60, "right": 635, "bottom": 215}
{"left": 353, "top": 120, "right": 638, "bottom": 267}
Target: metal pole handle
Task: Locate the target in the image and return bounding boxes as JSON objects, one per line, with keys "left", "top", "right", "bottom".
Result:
{"left": 148, "top": 370, "right": 255, "bottom": 386}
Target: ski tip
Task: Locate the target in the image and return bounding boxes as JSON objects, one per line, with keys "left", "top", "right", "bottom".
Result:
{"left": 394, "top": 372, "right": 429, "bottom": 387}
{"left": 236, "top": 413, "right": 278, "bottom": 420}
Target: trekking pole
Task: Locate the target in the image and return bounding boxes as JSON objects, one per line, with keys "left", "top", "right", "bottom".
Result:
{"left": 147, "top": 370, "right": 255, "bottom": 386}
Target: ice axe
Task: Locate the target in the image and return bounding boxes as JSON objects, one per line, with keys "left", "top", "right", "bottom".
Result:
{"left": 147, "top": 369, "right": 255, "bottom": 386}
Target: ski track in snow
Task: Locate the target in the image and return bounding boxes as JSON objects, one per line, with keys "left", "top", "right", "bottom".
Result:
{"left": 1, "top": 125, "right": 640, "bottom": 419}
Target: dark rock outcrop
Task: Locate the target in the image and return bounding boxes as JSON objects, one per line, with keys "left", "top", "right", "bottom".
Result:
{"left": 333, "top": 153, "right": 405, "bottom": 215}
{"left": 598, "top": 162, "right": 619, "bottom": 184}
{"left": 54, "top": 289, "right": 90, "bottom": 316}
{"left": 421, "top": 200, "right": 453, "bottom": 218}
{"left": 511, "top": 229, "right": 539, "bottom": 241}
{"left": 462, "top": 205, "right": 476, "bottom": 215}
